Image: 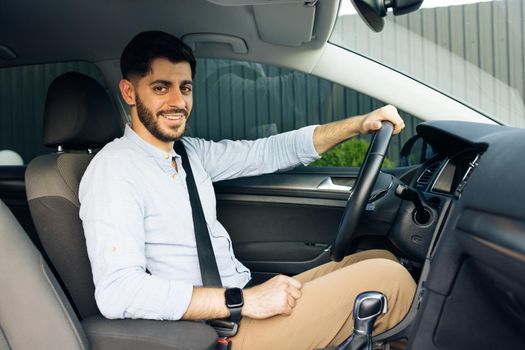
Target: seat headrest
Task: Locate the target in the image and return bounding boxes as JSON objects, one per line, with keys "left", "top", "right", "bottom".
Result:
{"left": 43, "top": 72, "right": 123, "bottom": 149}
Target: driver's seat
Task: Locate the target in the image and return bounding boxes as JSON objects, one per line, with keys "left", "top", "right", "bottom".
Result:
{"left": 24, "top": 72, "right": 217, "bottom": 349}
{"left": 26, "top": 72, "right": 123, "bottom": 320}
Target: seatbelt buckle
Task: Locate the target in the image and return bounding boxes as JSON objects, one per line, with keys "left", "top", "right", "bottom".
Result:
{"left": 208, "top": 318, "right": 239, "bottom": 337}
{"left": 216, "top": 337, "right": 232, "bottom": 350}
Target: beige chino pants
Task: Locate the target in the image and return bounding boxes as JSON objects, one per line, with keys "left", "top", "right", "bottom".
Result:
{"left": 231, "top": 249, "right": 416, "bottom": 350}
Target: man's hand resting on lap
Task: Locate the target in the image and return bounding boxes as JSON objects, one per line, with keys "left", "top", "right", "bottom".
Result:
{"left": 243, "top": 275, "right": 303, "bottom": 319}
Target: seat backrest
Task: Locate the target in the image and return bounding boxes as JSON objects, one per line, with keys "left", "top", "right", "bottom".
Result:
{"left": 0, "top": 199, "right": 89, "bottom": 350}
{"left": 25, "top": 72, "right": 123, "bottom": 319}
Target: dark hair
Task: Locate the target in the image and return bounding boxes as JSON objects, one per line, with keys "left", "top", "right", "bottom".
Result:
{"left": 120, "top": 31, "right": 196, "bottom": 79}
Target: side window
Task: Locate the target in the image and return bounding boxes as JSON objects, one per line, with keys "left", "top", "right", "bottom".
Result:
{"left": 0, "top": 62, "right": 105, "bottom": 165}
{"left": 189, "top": 58, "right": 423, "bottom": 168}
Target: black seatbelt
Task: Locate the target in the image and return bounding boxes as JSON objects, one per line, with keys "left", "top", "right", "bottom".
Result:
{"left": 173, "top": 141, "right": 222, "bottom": 287}
{"left": 174, "top": 141, "right": 240, "bottom": 342}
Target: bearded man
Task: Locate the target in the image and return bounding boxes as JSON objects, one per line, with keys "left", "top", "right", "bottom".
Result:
{"left": 79, "top": 31, "right": 415, "bottom": 350}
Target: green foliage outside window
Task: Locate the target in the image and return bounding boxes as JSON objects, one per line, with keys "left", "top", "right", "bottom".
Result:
{"left": 310, "top": 138, "right": 394, "bottom": 168}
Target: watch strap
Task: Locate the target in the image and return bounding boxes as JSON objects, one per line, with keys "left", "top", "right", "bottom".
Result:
{"left": 229, "top": 306, "right": 242, "bottom": 324}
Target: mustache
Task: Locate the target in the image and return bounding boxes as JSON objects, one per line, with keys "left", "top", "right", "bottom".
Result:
{"left": 157, "top": 108, "right": 188, "bottom": 117}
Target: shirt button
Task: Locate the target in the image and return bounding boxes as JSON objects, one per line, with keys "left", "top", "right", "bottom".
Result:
{"left": 164, "top": 153, "right": 170, "bottom": 159}
{"left": 172, "top": 173, "right": 177, "bottom": 179}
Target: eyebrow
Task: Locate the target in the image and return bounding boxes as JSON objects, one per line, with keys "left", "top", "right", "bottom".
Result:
{"left": 149, "top": 79, "right": 193, "bottom": 86}
{"left": 149, "top": 80, "right": 173, "bottom": 87}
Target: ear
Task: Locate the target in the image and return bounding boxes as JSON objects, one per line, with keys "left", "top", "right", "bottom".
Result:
{"left": 119, "top": 79, "right": 136, "bottom": 106}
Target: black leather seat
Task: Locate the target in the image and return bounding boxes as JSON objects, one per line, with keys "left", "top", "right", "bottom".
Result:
{"left": 24, "top": 72, "right": 217, "bottom": 349}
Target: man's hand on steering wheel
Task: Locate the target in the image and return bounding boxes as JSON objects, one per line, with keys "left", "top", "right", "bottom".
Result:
{"left": 312, "top": 105, "right": 404, "bottom": 155}
{"left": 358, "top": 105, "right": 405, "bottom": 136}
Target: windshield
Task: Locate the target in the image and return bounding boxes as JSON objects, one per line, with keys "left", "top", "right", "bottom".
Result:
{"left": 331, "top": 0, "right": 525, "bottom": 127}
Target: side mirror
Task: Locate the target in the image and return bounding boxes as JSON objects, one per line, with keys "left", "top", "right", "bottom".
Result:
{"left": 399, "top": 135, "right": 435, "bottom": 166}
{"left": 350, "top": 0, "right": 424, "bottom": 32}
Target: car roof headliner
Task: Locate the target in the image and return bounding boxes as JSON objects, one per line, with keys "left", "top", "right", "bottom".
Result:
{"left": 0, "top": 0, "right": 340, "bottom": 68}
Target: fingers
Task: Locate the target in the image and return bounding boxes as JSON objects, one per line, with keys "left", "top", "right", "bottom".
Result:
{"left": 272, "top": 275, "right": 302, "bottom": 289}
{"left": 287, "top": 285, "right": 302, "bottom": 299}
{"left": 287, "top": 293, "right": 296, "bottom": 309}
{"left": 362, "top": 104, "right": 405, "bottom": 135}
{"left": 274, "top": 275, "right": 302, "bottom": 316}
{"left": 394, "top": 119, "right": 406, "bottom": 134}
{"left": 380, "top": 105, "right": 405, "bottom": 135}
{"left": 280, "top": 277, "right": 302, "bottom": 303}
{"left": 287, "top": 276, "right": 302, "bottom": 290}
{"left": 280, "top": 286, "right": 301, "bottom": 316}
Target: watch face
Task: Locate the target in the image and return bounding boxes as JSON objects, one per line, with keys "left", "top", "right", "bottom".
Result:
{"left": 226, "top": 288, "right": 244, "bottom": 308}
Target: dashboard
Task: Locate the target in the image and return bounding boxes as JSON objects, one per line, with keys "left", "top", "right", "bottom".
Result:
{"left": 416, "top": 149, "right": 482, "bottom": 197}
{"left": 411, "top": 121, "right": 509, "bottom": 204}
{"left": 389, "top": 121, "right": 512, "bottom": 262}
{"left": 403, "top": 121, "right": 525, "bottom": 349}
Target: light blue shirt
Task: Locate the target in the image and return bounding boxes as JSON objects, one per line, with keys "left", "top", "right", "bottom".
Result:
{"left": 79, "top": 125, "right": 319, "bottom": 320}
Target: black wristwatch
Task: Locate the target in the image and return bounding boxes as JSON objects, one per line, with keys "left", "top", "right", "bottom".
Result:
{"left": 225, "top": 287, "right": 243, "bottom": 323}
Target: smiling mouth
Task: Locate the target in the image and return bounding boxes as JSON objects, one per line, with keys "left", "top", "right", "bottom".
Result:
{"left": 160, "top": 113, "right": 185, "bottom": 120}
{"left": 158, "top": 109, "right": 188, "bottom": 122}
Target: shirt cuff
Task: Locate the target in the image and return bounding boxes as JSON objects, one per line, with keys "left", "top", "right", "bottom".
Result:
{"left": 296, "top": 125, "right": 321, "bottom": 165}
{"left": 164, "top": 281, "right": 194, "bottom": 320}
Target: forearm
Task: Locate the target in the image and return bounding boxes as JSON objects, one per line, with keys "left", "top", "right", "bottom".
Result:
{"left": 313, "top": 116, "right": 364, "bottom": 155}
{"left": 182, "top": 274, "right": 305, "bottom": 321}
{"left": 312, "top": 105, "right": 405, "bottom": 155}
{"left": 182, "top": 287, "right": 230, "bottom": 320}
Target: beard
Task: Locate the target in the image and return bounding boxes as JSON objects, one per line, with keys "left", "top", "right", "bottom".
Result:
{"left": 135, "top": 94, "right": 189, "bottom": 142}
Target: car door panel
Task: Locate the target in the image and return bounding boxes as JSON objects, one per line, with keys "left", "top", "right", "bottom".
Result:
{"left": 215, "top": 172, "right": 347, "bottom": 281}
{"left": 215, "top": 168, "right": 404, "bottom": 282}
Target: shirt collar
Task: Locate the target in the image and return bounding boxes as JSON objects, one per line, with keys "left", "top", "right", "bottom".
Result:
{"left": 123, "top": 124, "right": 179, "bottom": 161}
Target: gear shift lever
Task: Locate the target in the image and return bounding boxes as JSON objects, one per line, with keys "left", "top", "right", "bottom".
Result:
{"left": 336, "top": 291, "right": 388, "bottom": 350}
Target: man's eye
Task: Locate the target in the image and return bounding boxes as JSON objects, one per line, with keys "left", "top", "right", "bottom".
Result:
{"left": 153, "top": 86, "right": 168, "bottom": 94}
{"left": 181, "top": 85, "right": 193, "bottom": 94}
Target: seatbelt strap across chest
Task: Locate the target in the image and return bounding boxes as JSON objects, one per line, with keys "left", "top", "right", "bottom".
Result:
{"left": 173, "top": 140, "right": 222, "bottom": 287}
{"left": 174, "top": 141, "right": 240, "bottom": 340}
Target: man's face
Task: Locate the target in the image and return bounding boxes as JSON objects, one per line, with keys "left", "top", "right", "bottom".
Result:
{"left": 130, "top": 58, "right": 193, "bottom": 143}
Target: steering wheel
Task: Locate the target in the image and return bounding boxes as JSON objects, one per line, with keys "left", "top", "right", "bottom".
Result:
{"left": 330, "top": 121, "right": 394, "bottom": 262}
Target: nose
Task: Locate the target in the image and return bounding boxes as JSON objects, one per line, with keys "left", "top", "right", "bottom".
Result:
{"left": 167, "top": 87, "right": 186, "bottom": 109}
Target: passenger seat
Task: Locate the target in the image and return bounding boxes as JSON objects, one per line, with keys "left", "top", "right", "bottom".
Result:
{"left": 0, "top": 199, "right": 217, "bottom": 349}
{"left": 0, "top": 198, "right": 90, "bottom": 349}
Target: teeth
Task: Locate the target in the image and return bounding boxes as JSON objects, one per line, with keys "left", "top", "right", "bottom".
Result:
{"left": 162, "top": 114, "right": 183, "bottom": 120}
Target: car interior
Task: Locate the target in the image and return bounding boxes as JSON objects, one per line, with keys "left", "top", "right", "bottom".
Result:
{"left": 1, "top": 0, "right": 525, "bottom": 349}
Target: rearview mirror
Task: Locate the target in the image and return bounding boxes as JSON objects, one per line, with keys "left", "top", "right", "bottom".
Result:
{"left": 350, "top": 0, "right": 424, "bottom": 32}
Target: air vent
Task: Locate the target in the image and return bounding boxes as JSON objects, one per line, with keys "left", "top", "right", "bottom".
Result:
{"left": 417, "top": 161, "right": 440, "bottom": 185}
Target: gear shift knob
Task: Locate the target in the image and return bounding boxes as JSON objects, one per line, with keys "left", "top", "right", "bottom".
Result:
{"left": 336, "top": 291, "right": 388, "bottom": 350}
{"left": 353, "top": 291, "right": 388, "bottom": 335}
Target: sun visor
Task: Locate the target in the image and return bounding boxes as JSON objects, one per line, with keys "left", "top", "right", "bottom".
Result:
{"left": 207, "top": 0, "right": 338, "bottom": 48}
{"left": 253, "top": 3, "right": 316, "bottom": 47}
{"left": 182, "top": 34, "right": 248, "bottom": 54}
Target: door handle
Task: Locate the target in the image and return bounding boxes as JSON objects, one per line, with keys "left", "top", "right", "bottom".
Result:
{"left": 317, "top": 177, "right": 352, "bottom": 192}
